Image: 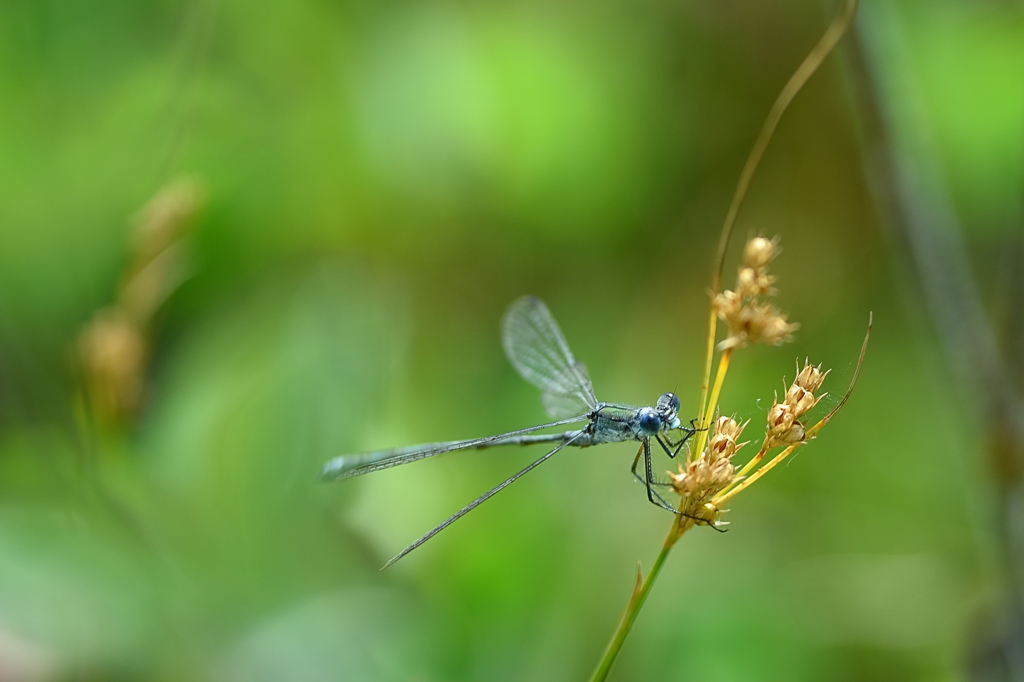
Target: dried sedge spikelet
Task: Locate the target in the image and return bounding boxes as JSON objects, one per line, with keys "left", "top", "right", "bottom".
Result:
{"left": 712, "top": 289, "right": 742, "bottom": 322}
{"left": 759, "top": 310, "right": 798, "bottom": 345}
{"left": 707, "top": 415, "right": 749, "bottom": 462}
{"left": 794, "top": 360, "right": 828, "bottom": 394}
{"left": 669, "top": 458, "right": 735, "bottom": 498}
{"left": 714, "top": 236, "right": 798, "bottom": 350}
{"left": 78, "top": 179, "right": 204, "bottom": 424}
{"left": 715, "top": 301, "right": 798, "bottom": 350}
{"left": 78, "top": 307, "right": 146, "bottom": 420}
{"left": 766, "top": 360, "right": 829, "bottom": 446}
{"left": 131, "top": 177, "right": 202, "bottom": 260}
{"left": 736, "top": 266, "right": 775, "bottom": 297}
{"left": 121, "top": 178, "right": 203, "bottom": 325}
{"left": 767, "top": 402, "right": 805, "bottom": 445}
{"left": 736, "top": 236, "right": 780, "bottom": 297}
{"left": 670, "top": 416, "right": 746, "bottom": 500}
{"left": 743, "top": 236, "right": 780, "bottom": 270}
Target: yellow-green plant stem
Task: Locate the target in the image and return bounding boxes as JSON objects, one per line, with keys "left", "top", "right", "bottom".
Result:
{"left": 735, "top": 442, "right": 770, "bottom": 479}
{"left": 714, "top": 443, "right": 801, "bottom": 507}
{"left": 715, "top": 441, "right": 772, "bottom": 500}
{"left": 696, "top": 309, "right": 719, "bottom": 429}
{"left": 693, "top": 349, "right": 732, "bottom": 460}
{"left": 589, "top": 525, "right": 692, "bottom": 682}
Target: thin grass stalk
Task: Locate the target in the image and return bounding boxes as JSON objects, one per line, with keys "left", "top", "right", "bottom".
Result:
{"left": 694, "top": 350, "right": 732, "bottom": 459}
{"left": 696, "top": 308, "right": 720, "bottom": 430}
{"left": 588, "top": 523, "right": 694, "bottom": 682}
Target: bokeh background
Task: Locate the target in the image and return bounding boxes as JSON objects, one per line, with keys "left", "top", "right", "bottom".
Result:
{"left": 1, "top": 0, "right": 1023, "bottom": 680}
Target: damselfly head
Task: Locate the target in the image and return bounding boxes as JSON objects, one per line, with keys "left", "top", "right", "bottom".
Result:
{"left": 655, "top": 392, "right": 680, "bottom": 421}
{"left": 637, "top": 407, "right": 662, "bottom": 437}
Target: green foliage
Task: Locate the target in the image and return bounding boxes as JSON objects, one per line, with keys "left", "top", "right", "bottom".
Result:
{"left": 0, "top": 0, "right": 1017, "bottom": 679}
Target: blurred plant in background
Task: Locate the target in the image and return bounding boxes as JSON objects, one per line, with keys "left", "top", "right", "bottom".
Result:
{"left": 0, "top": 0, "right": 1021, "bottom": 680}
{"left": 77, "top": 178, "right": 201, "bottom": 428}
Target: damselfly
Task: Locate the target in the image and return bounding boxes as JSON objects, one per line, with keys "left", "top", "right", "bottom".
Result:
{"left": 320, "top": 296, "right": 700, "bottom": 567}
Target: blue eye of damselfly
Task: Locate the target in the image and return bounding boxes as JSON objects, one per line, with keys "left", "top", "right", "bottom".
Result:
{"left": 638, "top": 408, "right": 662, "bottom": 436}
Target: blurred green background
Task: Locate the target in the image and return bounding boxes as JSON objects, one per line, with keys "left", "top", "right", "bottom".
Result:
{"left": 1, "top": 0, "right": 1022, "bottom": 680}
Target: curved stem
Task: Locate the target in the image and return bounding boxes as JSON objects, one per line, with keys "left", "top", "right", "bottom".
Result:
{"left": 711, "top": 0, "right": 859, "bottom": 291}
{"left": 589, "top": 529, "right": 688, "bottom": 682}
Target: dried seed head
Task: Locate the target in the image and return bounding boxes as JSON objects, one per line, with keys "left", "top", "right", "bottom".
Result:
{"left": 795, "top": 362, "right": 828, "bottom": 393}
{"left": 713, "top": 289, "right": 742, "bottom": 321}
{"left": 743, "top": 236, "right": 779, "bottom": 270}
{"left": 76, "top": 178, "right": 203, "bottom": 427}
{"left": 78, "top": 308, "right": 146, "bottom": 420}
{"left": 758, "top": 311, "right": 799, "bottom": 346}
{"left": 775, "top": 420, "right": 806, "bottom": 444}
{"left": 764, "top": 360, "right": 830, "bottom": 446}
{"left": 785, "top": 384, "right": 818, "bottom": 417}
{"left": 716, "top": 237, "right": 798, "bottom": 350}
{"left": 767, "top": 400, "right": 797, "bottom": 438}
{"left": 669, "top": 458, "right": 735, "bottom": 499}
{"left": 736, "top": 267, "right": 776, "bottom": 297}
{"left": 670, "top": 416, "right": 745, "bottom": 505}
{"left": 714, "top": 415, "right": 745, "bottom": 441}
{"left": 708, "top": 432, "right": 735, "bottom": 461}
{"left": 708, "top": 416, "right": 748, "bottom": 462}
{"left": 131, "top": 177, "right": 202, "bottom": 260}
{"left": 718, "top": 303, "right": 798, "bottom": 350}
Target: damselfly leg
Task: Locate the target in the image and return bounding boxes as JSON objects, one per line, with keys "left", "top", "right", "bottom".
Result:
{"left": 630, "top": 440, "right": 728, "bottom": 531}
{"left": 661, "top": 419, "right": 702, "bottom": 456}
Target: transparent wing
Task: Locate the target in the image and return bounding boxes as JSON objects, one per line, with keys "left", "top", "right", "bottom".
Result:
{"left": 502, "top": 296, "right": 598, "bottom": 418}
{"left": 541, "top": 390, "right": 592, "bottom": 420}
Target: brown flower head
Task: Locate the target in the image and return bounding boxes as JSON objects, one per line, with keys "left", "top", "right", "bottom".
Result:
{"left": 765, "top": 360, "right": 829, "bottom": 446}
{"left": 795, "top": 361, "right": 828, "bottom": 394}
{"left": 707, "top": 415, "right": 748, "bottom": 462}
{"left": 743, "top": 236, "right": 780, "bottom": 270}
{"left": 715, "top": 236, "right": 798, "bottom": 350}
{"left": 78, "top": 308, "right": 146, "bottom": 420}
{"left": 669, "top": 416, "right": 746, "bottom": 515}
{"left": 718, "top": 302, "right": 798, "bottom": 350}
